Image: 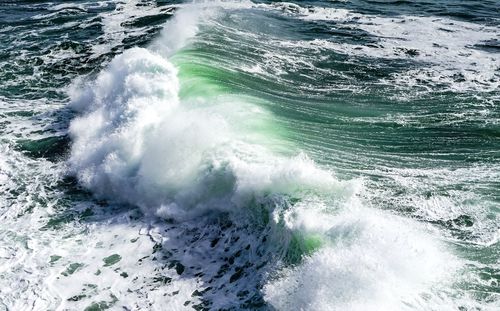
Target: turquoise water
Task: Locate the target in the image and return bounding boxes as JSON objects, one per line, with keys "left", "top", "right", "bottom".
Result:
{"left": 0, "top": 1, "right": 498, "bottom": 310}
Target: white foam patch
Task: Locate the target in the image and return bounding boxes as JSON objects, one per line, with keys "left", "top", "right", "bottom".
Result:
{"left": 260, "top": 3, "right": 500, "bottom": 92}
{"left": 0, "top": 143, "right": 202, "bottom": 310}
{"left": 0, "top": 151, "right": 9, "bottom": 185}
{"left": 363, "top": 166, "right": 500, "bottom": 246}
{"left": 90, "top": 0, "right": 174, "bottom": 57}
{"left": 47, "top": 222, "right": 200, "bottom": 311}
{"left": 265, "top": 207, "right": 460, "bottom": 311}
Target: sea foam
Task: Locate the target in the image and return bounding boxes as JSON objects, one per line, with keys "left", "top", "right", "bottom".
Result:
{"left": 265, "top": 207, "right": 459, "bottom": 311}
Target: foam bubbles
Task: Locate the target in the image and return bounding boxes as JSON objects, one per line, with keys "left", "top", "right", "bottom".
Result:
{"left": 261, "top": 3, "right": 500, "bottom": 92}
{"left": 265, "top": 208, "right": 459, "bottom": 311}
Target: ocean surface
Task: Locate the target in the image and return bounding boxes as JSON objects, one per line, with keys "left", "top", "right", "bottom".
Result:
{"left": 0, "top": 0, "right": 499, "bottom": 310}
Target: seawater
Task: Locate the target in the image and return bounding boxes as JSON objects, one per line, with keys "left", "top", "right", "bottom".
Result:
{"left": 0, "top": 1, "right": 498, "bottom": 310}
